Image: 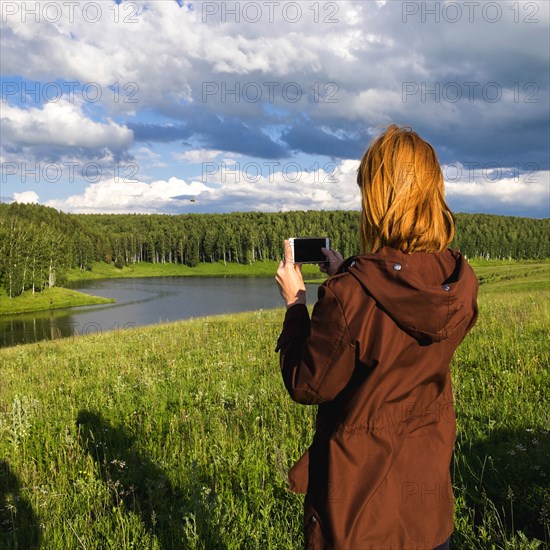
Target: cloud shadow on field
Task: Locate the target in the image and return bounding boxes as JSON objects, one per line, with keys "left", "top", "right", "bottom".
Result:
{"left": 454, "top": 426, "right": 549, "bottom": 546}
{"left": 76, "top": 409, "right": 222, "bottom": 549}
{"left": 0, "top": 460, "right": 41, "bottom": 550}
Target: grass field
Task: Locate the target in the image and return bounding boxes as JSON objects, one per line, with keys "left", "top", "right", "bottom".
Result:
{"left": 0, "top": 287, "right": 115, "bottom": 316}
{"left": 0, "top": 260, "right": 548, "bottom": 549}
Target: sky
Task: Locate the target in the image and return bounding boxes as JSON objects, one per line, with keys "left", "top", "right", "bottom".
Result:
{"left": 1, "top": 0, "right": 549, "bottom": 217}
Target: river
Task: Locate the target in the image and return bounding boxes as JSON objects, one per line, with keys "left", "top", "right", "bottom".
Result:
{"left": 0, "top": 277, "right": 315, "bottom": 348}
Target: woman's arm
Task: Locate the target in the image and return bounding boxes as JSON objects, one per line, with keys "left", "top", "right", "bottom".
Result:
{"left": 275, "top": 284, "right": 356, "bottom": 405}
{"left": 275, "top": 239, "right": 356, "bottom": 404}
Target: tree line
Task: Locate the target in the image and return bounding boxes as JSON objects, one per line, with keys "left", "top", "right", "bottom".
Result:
{"left": 0, "top": 202, "right": 548, "bottom": 298}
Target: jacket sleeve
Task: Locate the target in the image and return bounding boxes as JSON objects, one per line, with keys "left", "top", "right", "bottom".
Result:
{"left": 275, "top": 284, "right": 356, "bottom": 405}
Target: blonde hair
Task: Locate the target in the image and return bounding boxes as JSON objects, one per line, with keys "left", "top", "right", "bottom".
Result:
{"left": 357, "top": 124, "right": 454, "bottom": 254}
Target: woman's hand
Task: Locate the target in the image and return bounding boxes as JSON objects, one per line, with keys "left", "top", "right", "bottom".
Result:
{"left": 275, "top": 240, "right": 306, "bottom": 308}
{"left": 319, "top": 247, "right": 344, "bottom": 277}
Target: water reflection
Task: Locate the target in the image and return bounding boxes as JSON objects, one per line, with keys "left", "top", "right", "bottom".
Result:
{"left": 0, "top": 310, "right": 136, "bottom": 348}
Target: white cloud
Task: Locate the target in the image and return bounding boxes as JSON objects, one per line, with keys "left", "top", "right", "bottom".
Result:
{"left": 221, "top": 157, "right": 240, "bottom": 165}
{"left": 1, "top": 98, "right": 133, "bottom": 159}
{"left": 175, "top": 149, "right": 225, "bottom": 163}
{"left": 133, "top": 146, "right": 167, "bottom": 168}
{"left": 2, "top": 0, "right": 547, "bottom": 116}
{"left": 39, "top": 160, "right": 550, "bottom": 217}
{"left": 43, "top": 159, "right": 361, "bottom": 213}
{"left": 1, "top": 0, "right": 548, "bottom": 216}
{"left": 45, "top": 176, "right": 213, "bottom": 214}
{"left": 134, "top": 146, "right": 161, "bottom": 159}
{"left": 445, "top": 169, "right": 549, "bottom": 211}
{"left": 13, "top": 191, "right": 39, "bottom": 204}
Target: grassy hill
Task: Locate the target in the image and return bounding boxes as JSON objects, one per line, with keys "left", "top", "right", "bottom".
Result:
{"left": 0, "top": 261, "right": 548, "bottom": 549}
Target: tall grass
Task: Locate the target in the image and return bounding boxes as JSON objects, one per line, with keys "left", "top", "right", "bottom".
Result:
{"left": 0, "top": 287, "right": 114, "bottom": 316}
{"left": 0, "top": 261, "right": 548, "bottom": 549}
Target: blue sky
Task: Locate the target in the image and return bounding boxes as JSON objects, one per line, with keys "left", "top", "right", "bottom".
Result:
{"left": 1, "top": 0, "right": 549, "bottom": 217}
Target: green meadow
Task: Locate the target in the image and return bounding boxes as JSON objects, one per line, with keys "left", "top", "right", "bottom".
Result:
{"left": 0, "top": 287, "right": 115, "bottom": 316}
{"left": 0, "top": 260, "right": 548, "bottom": 549}
{"left": 64, "top": 259, "right": 300, "bottom": 281}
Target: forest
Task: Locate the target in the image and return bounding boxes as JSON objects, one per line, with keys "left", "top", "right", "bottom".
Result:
{"left": 0, "top": 202, "right": 548, "bottom": 298}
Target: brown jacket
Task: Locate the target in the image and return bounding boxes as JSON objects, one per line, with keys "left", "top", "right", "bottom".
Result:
{"left": 276, "top": 246, "right": 479, "bottom": 549}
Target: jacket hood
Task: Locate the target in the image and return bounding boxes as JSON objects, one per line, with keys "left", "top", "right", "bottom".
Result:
{"left": 344, "top": 246, "right": 479, "bottom": 345}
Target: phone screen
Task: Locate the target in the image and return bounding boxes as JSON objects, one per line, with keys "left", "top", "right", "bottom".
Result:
{"left": 293, "top": 238, "right": 328, "bottom": 263}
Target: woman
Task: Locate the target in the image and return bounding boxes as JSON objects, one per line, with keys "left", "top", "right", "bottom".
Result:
{"left": 275, "top": 125, "right": 479, "bottom": 549}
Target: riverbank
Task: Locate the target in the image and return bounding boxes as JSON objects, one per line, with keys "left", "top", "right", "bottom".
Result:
{"left": 66, "top": 260, "right": 324, "bottom": 282}
{"left": 0, "top": 266, "right": 547, "bottom": 547}
{"left": 0, "top": 261, "right": 323, "bottom": 316}
{"left": 2, "top": 258, "right": 547, "bottom": 316}
{"left": 66, "top": 257, "right": 549, "bottom": 285}
{"left": 0, "top": 287, "right": 114, "bottom": 316}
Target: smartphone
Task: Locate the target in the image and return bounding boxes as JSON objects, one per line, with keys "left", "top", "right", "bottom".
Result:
{"left": 289, "top": 237, "right": 330, "bottom": 264}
